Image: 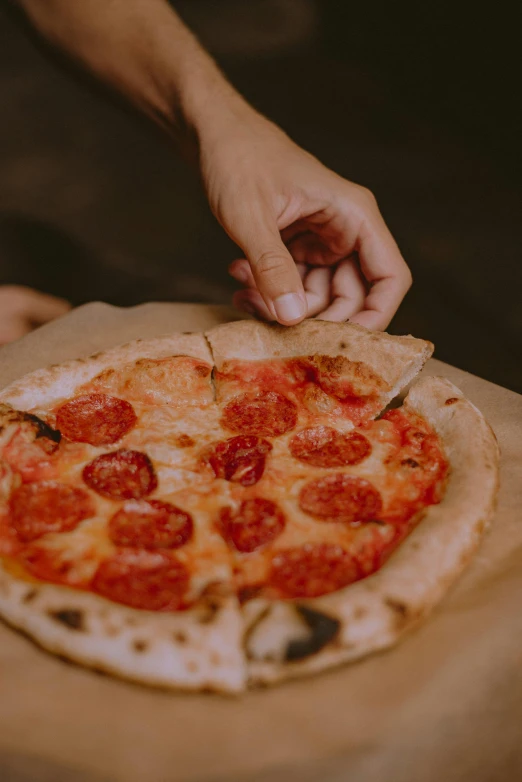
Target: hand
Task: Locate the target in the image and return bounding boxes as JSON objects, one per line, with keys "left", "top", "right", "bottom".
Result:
{"left": 200, "top": 110, "right": 412, "bottom": 329}
{"left": 0, "top": 285, "right": 71, "bottom": 345}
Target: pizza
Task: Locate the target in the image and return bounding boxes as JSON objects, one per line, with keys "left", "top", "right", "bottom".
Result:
{"left": 0, "top": 320, "right": 499, "bottom": 693}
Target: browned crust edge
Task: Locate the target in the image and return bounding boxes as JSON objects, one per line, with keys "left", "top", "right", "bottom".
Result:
{"left": 245, "top": 376, "right": 500, "bottom": 686}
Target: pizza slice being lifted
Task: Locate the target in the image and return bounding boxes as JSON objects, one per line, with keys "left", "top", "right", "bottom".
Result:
{"left": 0, "top": 320, "right": 499, "bottom": 693}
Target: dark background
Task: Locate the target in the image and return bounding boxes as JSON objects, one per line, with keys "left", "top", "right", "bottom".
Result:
{"left": 0, "top": 0, "right": 520, "bottom": 391}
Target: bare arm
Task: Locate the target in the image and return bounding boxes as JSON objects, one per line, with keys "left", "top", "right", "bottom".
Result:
{"left": 11, "top": 0, "right": 412, "bottom": 328}
{"left": 15, "top": 0, "right": 239, "bottom": 146}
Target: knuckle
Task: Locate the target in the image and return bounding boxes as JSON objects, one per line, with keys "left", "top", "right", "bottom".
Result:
{"left": 402, "top": 265, "right": 413, "bottom": 290}
{"left": 354, "top": 184, "right": 378, "bottom": 210}
{"left": 252, "top": 249, "right": 289, "bottom": 278}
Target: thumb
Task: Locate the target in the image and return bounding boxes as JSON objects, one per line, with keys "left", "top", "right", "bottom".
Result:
{"left": 237, "top": 223, "right": 307, "bottom": 325}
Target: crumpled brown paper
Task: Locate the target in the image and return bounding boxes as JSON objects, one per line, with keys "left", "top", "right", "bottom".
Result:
{"left": 0, "top": 302, "right": 521, "bottom": 782}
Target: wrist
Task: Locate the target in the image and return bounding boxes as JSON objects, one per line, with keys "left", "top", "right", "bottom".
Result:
{"left": 173, "top": 55, "right": 256, "bottom": 159}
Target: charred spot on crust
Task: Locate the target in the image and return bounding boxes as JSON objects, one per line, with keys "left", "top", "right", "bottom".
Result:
{"left": 174, "top": 631, "right": 187, "bottom": 644}
{"left": 401, "top": 458, "right": 420, "bottom": 468}
{"left": 238, "top": 585, "right": 263, "bottom": 604}
{"left": 174, "top": 434, "right": 194, "bottom": 448}
{"left": 23, "top": 413, "right": 61, "bottom": 445}
{"left": 476, "top": 518, "right": 487, "bottom": 534}
{"left": 91, "top": 666, "right": 110, "bottom": 678}
{"left": 132, "top": 639, "right": 148, "bottom": 653}
{"left": 49, "top": 609, "right": 85, "bottom": 631}
{"left": 445, "top": 397, "right": 460, "bottom": 405}
{"left": 385, "top": 598, "right": 408, "bottom": 617}
{"left": 384, "top": 597, "right": 416, "bottom": 630}
{"left": 201, "top": 580, "right": 231, "bottom": 599}
{"left": 22, "top": 589, "right": 38, "bottom": 603}
{"left": 339, "top": 341, "right": 347, "bottom": 350}
{"left": 284, "top": 605, "right": 340, "bottom": 662}
{"left": 198, "top": 600, "right": 220, "bottom": 624}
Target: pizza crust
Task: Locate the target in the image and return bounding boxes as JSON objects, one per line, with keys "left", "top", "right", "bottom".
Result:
{"left": 206, "top": 319, "right": 433, "bottom": 409}
{"left": 0, "top": 568, "right": 245, "bottom": 693}
{"left": 0, "top": 333, "right": 212, "bottom": 410}
{"left": 244, "top": 376, "right": 500, "bottom": 686}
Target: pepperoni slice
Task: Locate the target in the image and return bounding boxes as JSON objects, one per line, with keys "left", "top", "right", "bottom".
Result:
{"left": 220, "top": 498, "right": 285, "bottom": 552}
{"left": 289, "top": 426, "right": 371, "bottom": 467}
{"left": 108, "top": 499, "right": 193, "bottom": 549}
{"left": 270, "top": 543, "right": 359, "bottom": 597}
{"left": 21, "top": 544, "right": 94, "bottom": 586}
{"left": 92, "top": 548, "right": 189, "bottom": 611}
{"left": 82, "top": 450, "right": 157, "bottom": 500}
{"left": 221, "top": 391, "right": 297, "bottom": 437}
{"left": 22, "top": 545, "right": 73, "bottom": 583}
{"left": 9, "top": 481, "right": 95, "bottom": 542}
{"left": 299, "top": 473, "right": 382, "bottom": 523}
{"left": 55, "top": 393, "right": 137, "bottom": 445}
{"left": 208, "top": 435, "right": 272, "bottom": 486}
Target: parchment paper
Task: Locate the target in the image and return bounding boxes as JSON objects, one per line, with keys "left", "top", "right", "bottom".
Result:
{"left": 1, "top": 302, "right": 521, "bottom": 782}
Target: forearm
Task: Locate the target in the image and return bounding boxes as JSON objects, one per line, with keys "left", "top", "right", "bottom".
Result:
{"left": 14, "top": 0, "right": 250, "bottom": 153}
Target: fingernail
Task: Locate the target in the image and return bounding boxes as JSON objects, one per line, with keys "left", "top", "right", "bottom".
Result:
{"left": 273, "top": 293, "right": 306, "bottom": 323}
{"left": 235, "top": 268, "right": 249, "bottom": 284}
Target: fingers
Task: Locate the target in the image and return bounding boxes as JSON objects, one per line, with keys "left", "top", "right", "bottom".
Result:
{"left": 233, "top": 288, "right": 274, "bottom": 321}
{"left": 354, "top": 218, "right": 412, "bottom": 330}
{"left": 229, "top": 219, "right": 307, "bottom": 325}
{"left": 231, "top": 259, "right": 329, "bottom": 319}
{"left": 287, "top": 232, "right": 341, "bottom": 266}
{"left": 302, "top": 266, "right": 331, "bottom": 316}
{"left": 349, "top": 274, "right": 411, "bottom": 330}
{"left": 230, "top": 258, "right": 308, "bottom": 289}
{"left": 0, "top": 317, "right": 33, "bottom": 345}
{"left": 318, "top": 257, "right": 367, "bottom": 321}
{"left": 229, "top": 259, "right": 256, "bottom": 288}
{"left": 17, "top": 287, "right": 71, "bottom": 323}
{"left": 228, "top": 182, "right": 411, "bottom": 329}
{"left": 0, "top": 286, "right": 71, "bottom": 345}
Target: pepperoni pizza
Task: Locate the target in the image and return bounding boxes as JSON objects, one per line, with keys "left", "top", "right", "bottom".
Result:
{"left": 0, "top": 320, "right": 499, "bottom": 692}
